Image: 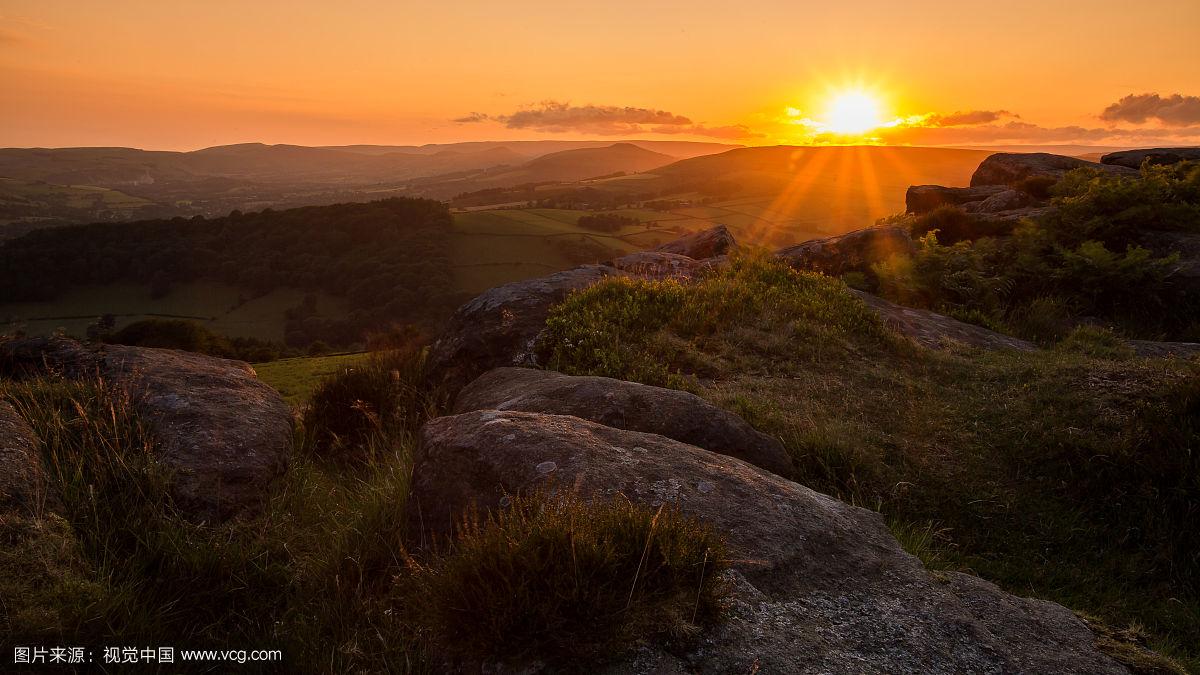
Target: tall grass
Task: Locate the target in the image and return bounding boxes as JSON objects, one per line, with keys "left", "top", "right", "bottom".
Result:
{"left": 402, "top": 489, "right": 728, "bottom": 666}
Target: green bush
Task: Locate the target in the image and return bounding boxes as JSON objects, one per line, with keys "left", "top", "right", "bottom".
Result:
{"left": 908, "top": 205, "right": 981, "bottom": 245}
{"left": 302, "top": 348, "right": 435, "bottom": 462}
{"left": 403, "top": 489, "right": 728, "bottom": 664}
{"left": 1014, "top": 175, "right": 1058, "bottom": 200}
{"left": 103, "top": 318, "right": 289, "bottom": 362}
{"left": 1047, "top": 161, "right": 1200, "bottom": 247}
{"left": 874, "top": 163, "right": 1200, "bottom": 340}
{"left": 105, "top": 318, "right": 236, "bottom": 357}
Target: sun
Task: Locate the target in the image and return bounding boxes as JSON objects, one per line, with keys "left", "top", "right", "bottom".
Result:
{"left": 823, "top": 90, "right": 885, "bottom": 135}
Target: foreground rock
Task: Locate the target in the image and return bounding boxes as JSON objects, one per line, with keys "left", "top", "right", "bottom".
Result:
{"left": 1101, "top": 147, "right": 1200, "bottom": 169}
{"left": 410, "top": 410, "right": 1127, "bottom": 673}
{"left": 652, "top": 223, "right": 735, "bottom": 259}
{"left": 971, "top": 152, "right": 1134, "bottom": 187}
{"left": 777, "top": 226, "right": 914, "bottom": 277}
{"left": 453, "top": 367, "right": 793, "bottom": 477}
{"left": 0, "top": 337, "right": 292, "bottom": 521}
{"left": 428, "top": 225, "right": 732, "bottom": 395}
{"left": 853, "top": 291, "right": 1035, "bottom": 352}
{"left": 0, "top": 401, "right": 45, "bottom": 518}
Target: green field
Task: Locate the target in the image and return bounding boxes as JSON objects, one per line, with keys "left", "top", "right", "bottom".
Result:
{"left": 449, "top": 199, "right": 851, "bottom": 293}
{"left": 0, "top": 282, "right": 347, "bottom": 342}
{"left": 253, "top": 352, "right": 368, "bottom": 406}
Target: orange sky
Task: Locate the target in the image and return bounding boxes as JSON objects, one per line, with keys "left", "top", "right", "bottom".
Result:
{"left": 2, "top": 0, "right": 1198, "bottom": 150}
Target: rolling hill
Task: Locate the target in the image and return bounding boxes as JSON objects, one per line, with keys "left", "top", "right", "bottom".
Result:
{"left": 469, "top": 143, "right": 677, "bottom": 187}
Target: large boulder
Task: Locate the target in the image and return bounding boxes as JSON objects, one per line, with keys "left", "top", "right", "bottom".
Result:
{"left": 971, "top": 152, "right": 1134, "bottom": 187}
{"left": 853, "top": 291, "right": 1035, "bottom": 352}
{"left": 1101, "top": 147, "right": 1200, "bottom": 169}
{"left": 452, "top": 367, "right": 793, "bottom": 477}
{"left": 428, "top": 226, "right": 737, "bottom": 395}
{"left": 0, "top": 337, "right": 292, "bottom": 522}
{"left": 426, "top": 265, "right": 623, "bottom": 395}
{"left": 776, "top": 226, "right": 914, "bottom": 277}
{"left": 652, "top": 224, "right": 734, "bottom": 259}
{"left": 0, "top": 401, "right": 45, "bottom": 518}
{"left": 905, "top": 184, "right": 1007, "bottom": 214}
{"left": 409, "top": 410, "right": 1128, "bottom": 673}
{"left": 605, "top": 251, "right": 703, "bottom": 280}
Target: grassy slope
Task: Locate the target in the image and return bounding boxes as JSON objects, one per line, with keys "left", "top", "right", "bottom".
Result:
{"left": 539, "top": 254, "right": 1200, "bottom": 671}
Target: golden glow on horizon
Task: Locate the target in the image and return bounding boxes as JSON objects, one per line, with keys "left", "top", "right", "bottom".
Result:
{"left": 822, "top": 90, "right": 885, "bottom": 135}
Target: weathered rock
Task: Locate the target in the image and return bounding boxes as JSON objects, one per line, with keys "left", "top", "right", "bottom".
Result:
{"left": 971, "top": 152, "right": 1134, "bottom": 187}
{"left": 1127, "top": 340, "right": 1200, "bottom": 359}
{"left": 429, "top": 227, "right": 741, "bottom": 395}
{"left": 0, "top": 338, "right": 292, "bottom": 521}
{"left": 411, "top": 410, "right": 1127, "bottom": 674}
{"left": 777, "top": 226, "right": 914, "bottom": 277}
{"left": 652, "top": 224, "right": 734, "bottom": 260}
{"left": 961, "top": 188, "right": 1039, "bottom": 214}
{"left": 452, "top": 367, "right": 793, "bottom": 477}
{"left": 1101, "top": 147, "right": 1200, "bottom": 169}
{"left": 0, "top": 335, "right": 97, "bottom": 379}
{"left": 97, "top": 345, "right": 292, "bottom": 521}
{"left": 853, "top": 290, "right": 1035, "bottom": 352}
{"left": 0, "top": 401, "right": 45, "bottom": 517}
{"left": 426, "top": 265, "right": 623, "bottom": 395}
{"left": 905, "top": 184, "right": 1007, "bottom": 214}
{"left": 606, "top": 251, "right": 703, "bottom": 280}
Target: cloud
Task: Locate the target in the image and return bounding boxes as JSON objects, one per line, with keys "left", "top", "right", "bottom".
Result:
{"left": 452, "top": 112, "right": 490, "bottom": 123}
{"left": 498, "top": 101, "right": 691, "bottom": 135}
{"left": 451, "top": 101, "right": 761, "bottom": 139}
{"left": 1100, "top": 93, "right": 1200, "bottom": 127}
{"left": 925, "top": 110, "right": 1015, "bottom": 127}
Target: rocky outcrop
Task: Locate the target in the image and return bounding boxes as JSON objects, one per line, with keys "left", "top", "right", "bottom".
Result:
{"left": 426, "top": 264, "right": 623, "bottom": 395}
{"left": 960, "top": 187, "right": 1040, "bottom": 214}
{"left": 428, "top": 226, "right": 732, "bottom": 395}
{"left": 1101, "top": 147, "right": 1200, "bottom": 169}
{"left": 0, "top": 337, "right": 292, "bottom": 522}
{"left": 0, "top": 401, "right": 45, "bottom": 518}
{"left": 971, "top": 152, "right": 1134, "bottom": 187}
{"left": 905, "top": 184, "right": 1007, "bottom": 214}
{"left": 606, "top": 251, "right": 703, "bottom": 280}
{"left": 777, "top": 226, "right": 914, "bottom": 277}
{"left": 452, "top": 367, "right": 793, "bottom": 477}
{"left": 1127, "top": 340, "right": 1200, "bottom": 359}
{"left": 852, "top": 291, "right": 1035, "bottom": 352}
{"left": 409, "top": 409, "right": 1127, "bottom": 673}
{"left": 652, "top": 223, "right": 734, "bottom": 259}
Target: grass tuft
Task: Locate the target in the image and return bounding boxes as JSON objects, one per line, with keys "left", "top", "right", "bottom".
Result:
{"left": 402, "top": 489, "right": 728, "bottom": 666}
